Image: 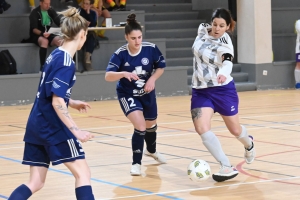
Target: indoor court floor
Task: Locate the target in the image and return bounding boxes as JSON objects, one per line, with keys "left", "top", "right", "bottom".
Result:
{"left": 1, "top": 90, "right": 300, "bottom": 199}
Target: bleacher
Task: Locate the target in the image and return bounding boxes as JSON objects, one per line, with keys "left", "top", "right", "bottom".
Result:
{"left": 0, "top": 0, "right": 188, "bottom": 105}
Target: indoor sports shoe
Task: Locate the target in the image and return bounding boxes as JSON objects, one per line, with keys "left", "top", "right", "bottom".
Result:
{"left": 212, "top": 165, "right": 239, "bottom": 182}
{"left": 244, "top": 135, "right": 255, "bottom": 164}
{"left": 144, "top": 149, "right": 167, "bottom": 164}
{"left": 130, "top": 164, "right": 141, "bottom": 176}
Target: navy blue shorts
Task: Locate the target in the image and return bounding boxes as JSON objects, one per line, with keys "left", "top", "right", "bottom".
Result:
{"left": 296, "top": 53, "right": 300, "bottom": 62}
{"left": 22, "top": 139, "right": 85, "bottom": 168}
{"left": 191, "top": 81, "right": 239, "bottom": 116}
{"left": 117, "top": 91, "right": 157, "bottom": 120}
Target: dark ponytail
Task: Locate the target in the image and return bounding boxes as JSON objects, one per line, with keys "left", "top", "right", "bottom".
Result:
{"left": 125, "top": 13, "right": 142, "bottom": 35}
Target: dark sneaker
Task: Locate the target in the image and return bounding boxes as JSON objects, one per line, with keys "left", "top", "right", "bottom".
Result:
{"left": 117, "top": 5, "right": 126, "bottom": 11}
{"left": 212, "top": 165, "right": 239, "bottom": 182}
{"left": 107, "top": 5, "right": 118, "bottom": 11}
{"left": 3, "top": 3, "right": 11, "bottom": 11}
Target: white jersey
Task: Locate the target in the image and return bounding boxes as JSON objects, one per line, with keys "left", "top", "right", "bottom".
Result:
{"left": 191, "top": 23, "right": 234, "bottom": 89}
{"left": 295, "top": 19, "right": 300, "bottom": 54}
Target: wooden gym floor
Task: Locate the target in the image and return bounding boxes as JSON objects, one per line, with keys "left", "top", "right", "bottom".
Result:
{"left": 1, "top": 90, "right": 300, "bottom": 199}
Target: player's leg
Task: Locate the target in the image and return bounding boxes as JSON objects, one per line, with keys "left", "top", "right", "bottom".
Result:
{"left": 221, "top": 114, "right": 255, "bottom": 164}
{"left": 49, "top": 138, "right": 94, "bottom": 199}
{"left": 119, "top": 95, "right": 145, "bottom": 175}
{"left": 191, "top": 88, "right": 237, "bottom": 182}
{"left": 37, "top": 36, "right": 49, "bottom": 71}
{"left": 64, "top": 160, "right": 94, "bottom": 200}
{"left": 143, "top": 93, "right": 166, "bottom": 163}
{"left": 8, "top": 143, "right": 50, "bottom": 199}
{"left": 294, "top": 59, "right": 300, "bottom": 89}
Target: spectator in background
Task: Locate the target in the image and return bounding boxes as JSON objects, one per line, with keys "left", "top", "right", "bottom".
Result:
{"left": 0, "top": 0, "right": 11, "bottom": 14}
{"left": 295, "top": 19, "right": 300, "bottom": 89}
{"left": 28, "top": 0, "right": 35, "bottom": 11}
{"left": 80, "top": 0, "right": 98, "bottom": 71}
{"left": 29, "top": 0, "right": 62, "bottom": 71}
{"left": 106, "top": 0, "right": 126, "bottom": 11}
{"left": 91, "top": 0, "right": 111, "bottom": 40}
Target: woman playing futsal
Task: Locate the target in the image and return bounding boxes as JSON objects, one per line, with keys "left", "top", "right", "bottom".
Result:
{"left": 190, "top": 8, "right": 256, "bottom": 182}
{"left": 8, "top": 7, "right": 95, "bottom": 200}
{"left": 105, "top": 13, "right": 167, "bottom": 176}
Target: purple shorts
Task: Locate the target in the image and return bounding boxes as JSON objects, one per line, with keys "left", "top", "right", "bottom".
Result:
{"left": 296, "top": 53, "right": 300, "bottom": 62}
{"left": 191, "top": 81, "right": 239, "bottom": 116}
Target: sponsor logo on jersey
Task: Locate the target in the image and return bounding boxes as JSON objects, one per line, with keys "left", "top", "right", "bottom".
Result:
{"left": 124, "top": 62, "right": 130, "bottom": 66}
{"left": 141, "top": 58, "right": 149, "bottom": 65}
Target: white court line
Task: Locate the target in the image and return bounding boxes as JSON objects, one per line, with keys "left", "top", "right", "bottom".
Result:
{"left": 0, "top": 146, "right": 23, "bottom": 150}
{"left": 98, "top": 176, "right": 300, "bottom": 200}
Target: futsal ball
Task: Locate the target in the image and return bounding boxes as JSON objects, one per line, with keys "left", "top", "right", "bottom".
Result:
{"left": 187, "top": 159, "right": 211, "bottom": 182}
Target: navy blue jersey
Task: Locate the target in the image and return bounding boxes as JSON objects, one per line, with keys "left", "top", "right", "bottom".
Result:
{"left": 24, "top": 47, "right": 76, "bottom": 145}
{"left": 106, "top": 42, "right": 166, "bottom": 96}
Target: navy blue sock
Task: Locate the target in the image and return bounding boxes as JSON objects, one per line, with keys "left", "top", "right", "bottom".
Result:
{"left": 145, "top": 126, "right": 157, "bottom": 154}
{"left": 75, "top": 185, "right": 95, "bottom": 200}
{"left": 8, "top": 184, "right": 32, "bottom": 200}
{"left": 132, "top": 129, "right": 145, "bottom": 165}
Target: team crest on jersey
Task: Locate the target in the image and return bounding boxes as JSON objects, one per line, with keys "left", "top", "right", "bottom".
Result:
{"left": 141, "top": 58, "right": 149, "bottom": 65}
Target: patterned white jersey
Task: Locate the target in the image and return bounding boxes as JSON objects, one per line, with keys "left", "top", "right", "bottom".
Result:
{"left": 191, "top": 23, "right": 234, "bottom": 89}
{"left": 295, "top": 19, "right": 300, "bottom": 54}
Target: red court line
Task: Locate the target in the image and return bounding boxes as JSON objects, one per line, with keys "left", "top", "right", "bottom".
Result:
{"left": 236, "top": 149, "right": 300, "bottom": 185}
{"left": 88, "top": 115, "right": 300, "bottom": 149}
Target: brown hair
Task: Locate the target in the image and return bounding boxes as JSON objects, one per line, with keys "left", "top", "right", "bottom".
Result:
{"left": 211, "top": 8, "right": 236, "bottom": 32}
{"left": 58, "top": 7, "right": 89, "bottom": 41}
{"left": 125, "top": 13, "right": 142, "bottom": 35}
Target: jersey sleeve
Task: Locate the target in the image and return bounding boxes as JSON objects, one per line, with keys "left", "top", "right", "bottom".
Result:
{"left": 152, "top": 45, "right": 166, "bottom": 69}
{"left": 296, "top": 20, "right": 300, "bottom": 34}
{"left": 197, "top": 23, "right": 210, "bottom": 37}
{"left": 47, "top": 66, "right": 74, "bottom": 98}
{"left": 217, "top": 33, "right": 234, "bottom": 58}
{"left": 106, "top": 53, "right": 122, "bottom": 72}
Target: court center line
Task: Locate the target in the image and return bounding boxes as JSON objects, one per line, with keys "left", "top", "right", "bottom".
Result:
{"left": 0, "top": 155, "right": 180, "bottom": 200}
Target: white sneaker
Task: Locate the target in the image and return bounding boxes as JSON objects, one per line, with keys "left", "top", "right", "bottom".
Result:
{"left": 245, "top": 135, "right": 255, "bottom": 164}
{"left": 212, "top": 165, "right": 239, "bottom": 182}
{"left": 144, "top": 149, "right": 167, "bottom": 164}
{"left": 130, "top": 164, "right": 141, "bottom": 176}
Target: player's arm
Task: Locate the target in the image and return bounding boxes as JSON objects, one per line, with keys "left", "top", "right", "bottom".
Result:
{"left": 52, "top": 95, "right": 93, "bottom": 142}
{"left": 105, "top": 71, "right": 139, "bottom": 82}
{"left": 69, "top": 99, "right": 91, "bottom": 113}
{"left": 144, "top": 68, "right": 164, "bottom": 93}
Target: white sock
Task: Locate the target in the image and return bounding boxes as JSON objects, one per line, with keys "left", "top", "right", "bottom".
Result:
{"left": 200, "top": 131, "right": 231, "bottom": 166}
{"left": 236, "top": 125, "right": 252, "bottom": 149}
{"left": 295, "top": 69, "right": 300, "bottom": 83}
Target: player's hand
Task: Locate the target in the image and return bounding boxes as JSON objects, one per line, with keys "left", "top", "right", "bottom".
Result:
{"left": 217, "top": 74, "right": 227, "bottom": 84}
{"left": 144, "top": 77, "right": 155, "bottom": 93}
{"left": 123, "top": 72, "right": 139, "bottom": 82}
{"left": 43, "top": 32, "right": 50, "bottom": 38}
{"left": 75, "top": 130, "right": 94, "bottom": 143}
{"left": 69, "top": 100, "right": 91, "bottom": 113}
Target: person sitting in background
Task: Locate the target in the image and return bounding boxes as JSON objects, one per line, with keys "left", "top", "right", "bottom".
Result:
{"left": 91, "top": 0, "right": 111, "bottom": 40}
{"left": 294, "top": 19, "right": 300, "bottom": 89}
{"left": 0, "top": 0, "right": 11, "bottom": 14}
{"left": 29, "top": 0, "right": 62, "bottom": 71}
{"left": 28, "top": 0, "right": 35, "bottom": 11}
{"left": 80, "top": 0, "right": 98, "bottom": 71}
{"left": 106, "top": 0, "right": 126, "bottom": 11}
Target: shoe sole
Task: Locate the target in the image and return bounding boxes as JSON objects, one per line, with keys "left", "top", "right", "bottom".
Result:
{"left": 212, "top": 172, "right": 238, "bottom": 182}
{"left": 130, "top": 172, "right": 141, "bottom": 176}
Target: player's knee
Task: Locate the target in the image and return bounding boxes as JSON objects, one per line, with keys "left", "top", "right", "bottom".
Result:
{"left": 195, "top": 126, "right": 210, "bottom": 135}
{"left": 229, "top": 126, "right": 242, "bottom": 137}
{"left": 39, "top": 39, "right": 49, "bottom": 48}
{"left": 146, "top": 124, "right": 157, "bottom": 132}
{"left": 28, "top": 180, "right": 45, "bottom": 192}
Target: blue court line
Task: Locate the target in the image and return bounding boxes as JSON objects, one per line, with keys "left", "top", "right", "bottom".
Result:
{"left": 0, "top": 155, "right": 182, "bottom": 200}
{"left": 0, "top": 194, "right": 8, "bottom": 199}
